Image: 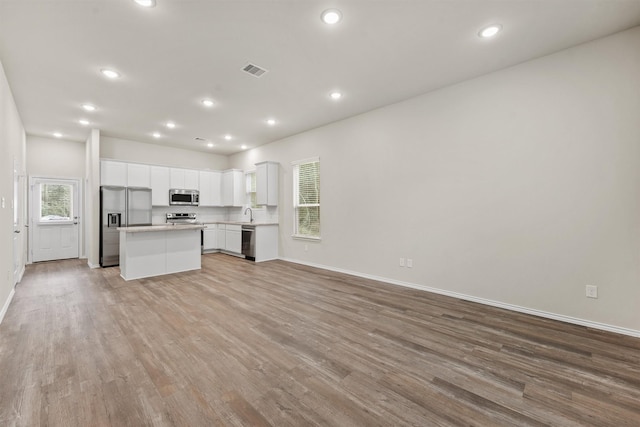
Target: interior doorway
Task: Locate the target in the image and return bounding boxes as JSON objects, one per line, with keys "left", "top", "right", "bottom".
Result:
{"left": 13, "top": 159, "right": 23, "bottom": 283}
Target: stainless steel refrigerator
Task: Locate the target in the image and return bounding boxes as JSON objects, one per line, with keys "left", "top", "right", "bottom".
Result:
{"left": 100, "top": 186, "right": 152, "bottom": 267}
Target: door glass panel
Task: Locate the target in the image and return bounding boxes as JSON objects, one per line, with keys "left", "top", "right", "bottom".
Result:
{"left": 40, "top": 183, "right": 73, "bottom": 221}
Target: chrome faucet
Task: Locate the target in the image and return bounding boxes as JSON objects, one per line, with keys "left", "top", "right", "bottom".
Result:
{"left": 244, "top": 207, "right": 254, "bottom": 223}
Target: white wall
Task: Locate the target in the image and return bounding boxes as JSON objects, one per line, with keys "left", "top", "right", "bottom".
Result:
{"left": 0, "top": 59, "right": 26, "bottom": 322}
{"left": 100, "top": 136, "right": 228, "bottom": 170}
{"left": 230, "top": 27, "right": 640, "bottom": 334}
{"left": 26, "top": 136, "right": 85, "bottom": 178}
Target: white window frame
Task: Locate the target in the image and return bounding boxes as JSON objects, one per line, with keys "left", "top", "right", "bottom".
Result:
{"left": 292, "top": 157, "right": 320, "bottom": 240}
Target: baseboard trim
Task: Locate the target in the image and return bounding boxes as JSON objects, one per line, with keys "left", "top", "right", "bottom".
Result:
{"left": 280, "top": 257, "right": 640, "bottom": 339}
{"left": 0, "top": 288, "right": 16, "bottom": 325}
{"left": 87, "top": 261, "right": 100, "bottom": 269}
{"left": 16, "top": 265, "right": 25, "bottom": 284}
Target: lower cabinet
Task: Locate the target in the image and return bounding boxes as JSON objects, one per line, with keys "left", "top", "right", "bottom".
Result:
{"left": 208, "top": 224, "right": 241, "bottom": 255}
{"left": 202, "top": 223, "right": 276, "bottom": 259}
{"left": 202, "top": 224, "right": 218, "bottom": 251}
{"left": 217, "top": 225, "right": 226, "bottom": 251}
{"left": 225, "top": 225, "right": 242, "bottom": 254}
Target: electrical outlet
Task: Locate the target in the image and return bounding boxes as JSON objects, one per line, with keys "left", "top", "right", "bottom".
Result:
{"left": 399, "top": 258, "right": 405, "bottom": 267}
{"left": 586, "top": 285, "right": 598, "bottom": 299}
{"left": 407, "top": 259, "right": 413, "bottom": 268}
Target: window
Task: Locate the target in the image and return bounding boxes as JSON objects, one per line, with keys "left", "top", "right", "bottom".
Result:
{"left": 246, "top": 171, "right": 258, "bottom": 208}
{"left": 293, "top": 158, "right": 320, "bottom": 239}
{"left": 40, "top": 183, "right": 73, "bottom": 221}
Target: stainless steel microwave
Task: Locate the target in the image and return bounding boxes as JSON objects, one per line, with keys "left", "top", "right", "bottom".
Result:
{"left": 169, "top": 189, "right": 199, "bottom": 206}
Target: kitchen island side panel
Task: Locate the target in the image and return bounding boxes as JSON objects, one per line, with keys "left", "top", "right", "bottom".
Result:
{"left": 120, "top": 230, "right": 166, "bottom": 280}
{"left": 119, "top": 227, "right": 201, "bottom": 280}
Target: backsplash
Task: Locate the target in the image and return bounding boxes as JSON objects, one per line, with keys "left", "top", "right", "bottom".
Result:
{"left": 228, "top": 206, "right": 279, "bottom": 223}
{"left": 152, "top": 205, "right": 278, "bottom": 224}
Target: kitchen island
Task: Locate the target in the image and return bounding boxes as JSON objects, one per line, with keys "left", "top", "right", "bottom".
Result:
{"left": 118, "top": 224, "right": 203, "bottom": 281}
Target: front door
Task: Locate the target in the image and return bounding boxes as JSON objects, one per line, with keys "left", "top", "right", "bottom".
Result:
{"left": 30, "top": 177, "right": 80, "bottom": 262}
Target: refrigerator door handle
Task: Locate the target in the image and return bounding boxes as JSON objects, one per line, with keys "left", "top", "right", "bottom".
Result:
{"left": 107, "top": 213, "right": 122, "bottom": 228}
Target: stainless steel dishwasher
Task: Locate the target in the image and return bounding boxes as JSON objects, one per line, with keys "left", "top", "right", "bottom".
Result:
{"left": 241, "top": 225, "right": 256, "bottom": 261}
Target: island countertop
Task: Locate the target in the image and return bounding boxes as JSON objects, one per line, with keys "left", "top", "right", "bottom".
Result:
{"left": 117, "top": 224, "right": 204, "bottom": 233}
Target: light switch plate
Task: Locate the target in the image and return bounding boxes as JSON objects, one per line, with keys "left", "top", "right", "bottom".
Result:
{"left": 1, "top": 197, "right": 5, "bottom": 208}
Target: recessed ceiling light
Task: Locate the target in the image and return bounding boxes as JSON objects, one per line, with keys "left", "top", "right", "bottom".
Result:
{"left": 166, "top": 121, "right": 176, "bottom": 129}
{"left": 479, "top": 24, "right": 502, "bottom": 38}
{"left": 241, "top": 145, "right": 248, "bottom": 150}
{"left": 134, "top": 0, "right": 156, "bottom": 7}
{"left": 53, "top": 132, "right": 62, "bottom": 138}
{"left": 79, "top": 119, "right": 90, "bottom": 126}
{"left": 321, "top": 9, "right": 342, "bottom": 25}
{"left": 100, "top": 68, "right": 120, "bottom": 79}
{"left": 82, "top": 103, "right": 96, "bottom": 112}
{"left": 152, "top": 132, "right": 161, "bottom": 138}
{"left": 266, "top": 118, "right": 276, "bottom": 126}
{"left": 224, "top": 134, "right": 232, "bottom": 140}
{"left": 207, "top": 143, "right": 214, "bottom": 148}
{"left": 201, "top": 99, "right": 214, "bottom": 107}
{"left": 330, "top": 91, "right": 342, "bottom": 100}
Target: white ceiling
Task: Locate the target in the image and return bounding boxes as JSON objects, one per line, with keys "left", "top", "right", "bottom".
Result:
{"left": 1, "top": 1, "right": 640, "bottom": 155}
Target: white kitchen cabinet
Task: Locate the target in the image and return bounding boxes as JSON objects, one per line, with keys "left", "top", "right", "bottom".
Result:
{"left": 254, "top": 224, "right": 279, "bottom": 262}
{"left": 225, "top": 224, "right": 242, "bottom": 254}
{"left": 170, "top": 168, "right": 199, "bottom": 190}
{"left": 127, "top": 163, "right": 151, "bottom": 188}
{"left": 101, "top": 160, "right": 127, "bottom": 186}
{"left": 222, "top": 169, "right": 244, "bottom": 207}
{"left": 150, "top": 166, "right": 170, "bottom": 206}
{"left": 170, "top": 168, "right": 185, "bottom": 189}
{"left": 217, "top": 224, "right": 226, "bottom": 250}
{"left": 185, "top": 169, "right": 199, "bottom": 190}
{"left": 199, "top": 170, "right": 222, "bottom": 206}
{"left": 202, "top": 224, "right": 218, "bottom": 251}
{"left": 256, "top": 161, "right": 278, "bottom": 206}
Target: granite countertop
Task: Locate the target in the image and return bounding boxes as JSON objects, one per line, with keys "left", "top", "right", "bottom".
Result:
{"left": 117, "top": 224, "right": 204, "bottom": 233}
{"left": 205, "top": 221, "right": 279, "bottom": 226}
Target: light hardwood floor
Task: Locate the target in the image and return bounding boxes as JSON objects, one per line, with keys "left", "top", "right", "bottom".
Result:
{"left": 0, "top": 254, "right": 639, "bottom": 426}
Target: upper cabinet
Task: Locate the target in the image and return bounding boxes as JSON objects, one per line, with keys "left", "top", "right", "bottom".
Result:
{"left": 100, "top": 160, "right": 127, "bottom": 187}
{"left": 101, "top": 160, "right": 151, "bottom": 188}
{"left": 222, "top": 169, "right": 244, "bottom": 207}
{"left": 170, "top": 168, "right": 199, "bottom": 191}
{"left": 199, "top": 170, "right": 222, "bottom": 207}
{"left": 150, "top": 166, "right": 170, "bottom": 206}
{"left": 102, "top": 160, "right": 246, "bottom": 208}
{"left": 127, "top": 163, "right": 151, "bottom": 188}
{"left": 256, "top": 161, "right": 278, "bottom": 206}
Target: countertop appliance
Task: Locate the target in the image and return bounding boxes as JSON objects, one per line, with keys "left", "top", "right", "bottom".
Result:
{"left": 169, "top": 189, "right": 199, "bottom": 206}
{"left": 241, "top": 224, "right": 256, "bottom": 261}
{"left": 100, "top": 186, "right": 152, "bottom": 267}
{"left": 166, "top": 212, "right": 198, "bottom": 224}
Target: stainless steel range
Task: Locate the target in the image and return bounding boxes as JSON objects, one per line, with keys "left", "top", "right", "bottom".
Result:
{"left": 166, "top": 212, "right": 198, "bottom": 224}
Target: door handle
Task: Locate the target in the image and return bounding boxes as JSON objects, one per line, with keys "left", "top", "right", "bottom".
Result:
{"left": 14, "top": 230, "right": 20, "bottom": 234}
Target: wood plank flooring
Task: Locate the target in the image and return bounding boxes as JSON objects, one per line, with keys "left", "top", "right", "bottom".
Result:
{"left": 0, "top": 254, "right": 639, "bottom": 426}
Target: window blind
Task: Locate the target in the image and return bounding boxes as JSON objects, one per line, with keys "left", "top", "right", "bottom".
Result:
{"left": 293, "top": 159, "right": 320, "bottom": 238}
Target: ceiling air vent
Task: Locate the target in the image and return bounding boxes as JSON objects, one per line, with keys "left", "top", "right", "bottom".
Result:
{"left": 242, "top": 63, "right": 268, "bottom": 78}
